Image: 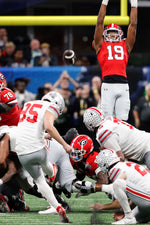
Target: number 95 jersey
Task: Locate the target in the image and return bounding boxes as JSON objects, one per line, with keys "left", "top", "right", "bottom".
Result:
{"left": 97, "top": 40, "right": 129, "bottom": 80}
{"left": 15, "top": 100, "right": 60, "bottom": 156}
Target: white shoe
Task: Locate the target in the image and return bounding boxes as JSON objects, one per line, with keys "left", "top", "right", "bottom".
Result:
{"left": 112, "top": 216, "right": 137, "bottom": 224}
{"left": 38, "top": 206, "right": 58, "bottom": 215}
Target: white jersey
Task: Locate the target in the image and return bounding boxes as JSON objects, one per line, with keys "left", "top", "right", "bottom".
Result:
{"left": 96, "top": 117, "right": 150, "bottom": 161}
{"left": 109, "top": 161, "right": 150, "bottom": 191}
{"left": 15, "top": 100, "right": 60, "bottom": 155}
{"left": 46, "top": 139, "right": 76, "bottom": 188}
{"left": 7, "top": 126, "right": 17, "bottom": 152}
{"left": 0, "top": 125, "right": 17, "bottom": 152}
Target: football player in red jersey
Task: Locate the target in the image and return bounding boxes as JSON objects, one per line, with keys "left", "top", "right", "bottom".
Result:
{"left": 70, "top": 134, "right": 108, "bottom": 184}
{"left": 93, "top": 0, "right": 137, "bottom": 121}
{"left": 0, "top": 73, "right": 22, "bottom": 126}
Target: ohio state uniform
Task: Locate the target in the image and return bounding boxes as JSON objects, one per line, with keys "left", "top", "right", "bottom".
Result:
{"left": 70, "top": 151, "right": 99, "bottom": 180}
{"left": 109, "top": 161, "right": 150, "bottom": 207}
{"left": 46, "top": 139, "right": 76, "bottom": 192}
{"left": 96, "top": 117, "right": 150, "bottom": 162}
{"left": 0, "top": 88, "right": 22, "bottom": 126}
{"left": 15, "top": 100, "right": 60, "bottom": 155}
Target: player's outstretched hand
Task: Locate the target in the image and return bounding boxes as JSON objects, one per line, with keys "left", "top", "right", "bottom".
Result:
{"left": 75, "top": 181, "right": 95, "bottom": 198}
{"left": 44, "top": 133, "right": 52, "bottom": 140}
{"left": 90, "top": 203, "right": 104, "bottom": 211}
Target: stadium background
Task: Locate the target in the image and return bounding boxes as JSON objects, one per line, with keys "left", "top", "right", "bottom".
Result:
{"left": 1, "top": 0, "right": 150, "bottom": 90}
{"left": 0, "top": 0, "right": 150, "bottom": 125}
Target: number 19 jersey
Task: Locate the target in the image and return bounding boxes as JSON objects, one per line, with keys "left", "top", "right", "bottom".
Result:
{"left": 97, "top": 40, "right": 129, "bottom": 80}
{"left": 15, "top": 100, "right": 60, "bottom": 155}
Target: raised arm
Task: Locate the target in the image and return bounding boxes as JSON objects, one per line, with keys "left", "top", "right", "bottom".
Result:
{"left": 126, "top": 0, "right": 138, "bottom": 53}
{"left": 94, "top": 0, "right": 109, "bottom": 54}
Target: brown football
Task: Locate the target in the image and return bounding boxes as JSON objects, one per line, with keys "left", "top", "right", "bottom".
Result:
{"left": 63, "top": 49, "right": 76, "bottom": 65}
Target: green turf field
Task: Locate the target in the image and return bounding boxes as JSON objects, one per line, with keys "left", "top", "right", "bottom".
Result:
{"left": 0, "top": 191, "right": 150, "bottom": 225}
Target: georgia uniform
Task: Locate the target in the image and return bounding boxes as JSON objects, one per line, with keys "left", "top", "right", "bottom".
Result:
{"left": 96, "top": 116, "right": 150, "bottom": 162}
{"left": 70, "top": 151, "right": 100, "bottom": 181}
{"left": 46, "top": 139, "right": 76, "bottom": 193}
{"left": 97, "top": 39, "right": 129, "bottom": 80}
{"left": 93, "top": 33, "right": 130, "bottom": 120}
{"left": 0, "top": 87, "right": 22, "bottom": 126}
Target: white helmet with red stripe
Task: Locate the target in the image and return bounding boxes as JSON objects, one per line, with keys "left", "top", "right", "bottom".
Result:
{"left": 103, "top": 23, "right": 123, "bottom": 42}
{"left": 83, "top": 107, "right": 104, "bottom": 131}
{"left": 42, "top": 91, "right": 65, "bottom": 115}
{"left": 95, "top": 149, "right": 120, "bottom": 173}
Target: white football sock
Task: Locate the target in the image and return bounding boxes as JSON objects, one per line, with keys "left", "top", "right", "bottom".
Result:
{"left": 35, "top": 174, "right": 60, "bottom": 209}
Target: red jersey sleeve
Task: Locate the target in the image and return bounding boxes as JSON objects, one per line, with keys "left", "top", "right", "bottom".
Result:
{"left": 0, "top": 88, "right": 17, "bottom": 105}
{"left": 85, "top": 152, "right": 99, "bottom": 174}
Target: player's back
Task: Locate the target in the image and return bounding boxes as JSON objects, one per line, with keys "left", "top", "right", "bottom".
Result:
{"left": 15, "top": 100, "right": 52, "bottom": 155}
{"left": 97, "top": 117, "right": 150, "bottom": 161}
{"left": 109, "top": 161, "right": 150, "bottom": 190}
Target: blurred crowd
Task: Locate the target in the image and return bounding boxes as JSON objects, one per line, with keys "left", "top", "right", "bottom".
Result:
{"left": 6, "top": 67, "right": 150, "bottom": 137}
{"left": 8, "top": 71, "right": 101, "bottom": 136}
{"left": 0, "top": 28, "right": 95, "bottom": 67}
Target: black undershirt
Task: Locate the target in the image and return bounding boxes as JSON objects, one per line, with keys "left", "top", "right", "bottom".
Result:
{"left": 103, "top": 75, "right": 128, "bottom": 84}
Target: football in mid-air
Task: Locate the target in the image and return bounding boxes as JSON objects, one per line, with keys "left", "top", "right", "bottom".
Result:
{"left": 63, "top": 49, "right": 76, "bottom": 65}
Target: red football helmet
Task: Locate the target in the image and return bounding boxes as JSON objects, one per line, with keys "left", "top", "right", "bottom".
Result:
{"left": 103, "top": 23, "right": 123, "bottom": 42}
{"left": 0, "top": 73, "right": 6, "bottom": 90}
{"left": 70, "top": 135, "right": 94, "bottom": 162}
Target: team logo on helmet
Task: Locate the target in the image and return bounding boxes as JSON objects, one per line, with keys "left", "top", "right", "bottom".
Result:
{"left": 80, "top": 139, "right": 87, "bottom": 146}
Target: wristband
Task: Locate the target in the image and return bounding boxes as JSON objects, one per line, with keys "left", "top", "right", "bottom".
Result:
{"left": 93, "top": 89, "right": 98, "bottom": 94}
{"left": 102, "top": 0, "right": 109, "bottom": 6}
{"left": 130, "top": 0, "right": 138, "bottom": 7}
{"left": 0, "top": 179, "right": 3, "bottom": 185}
